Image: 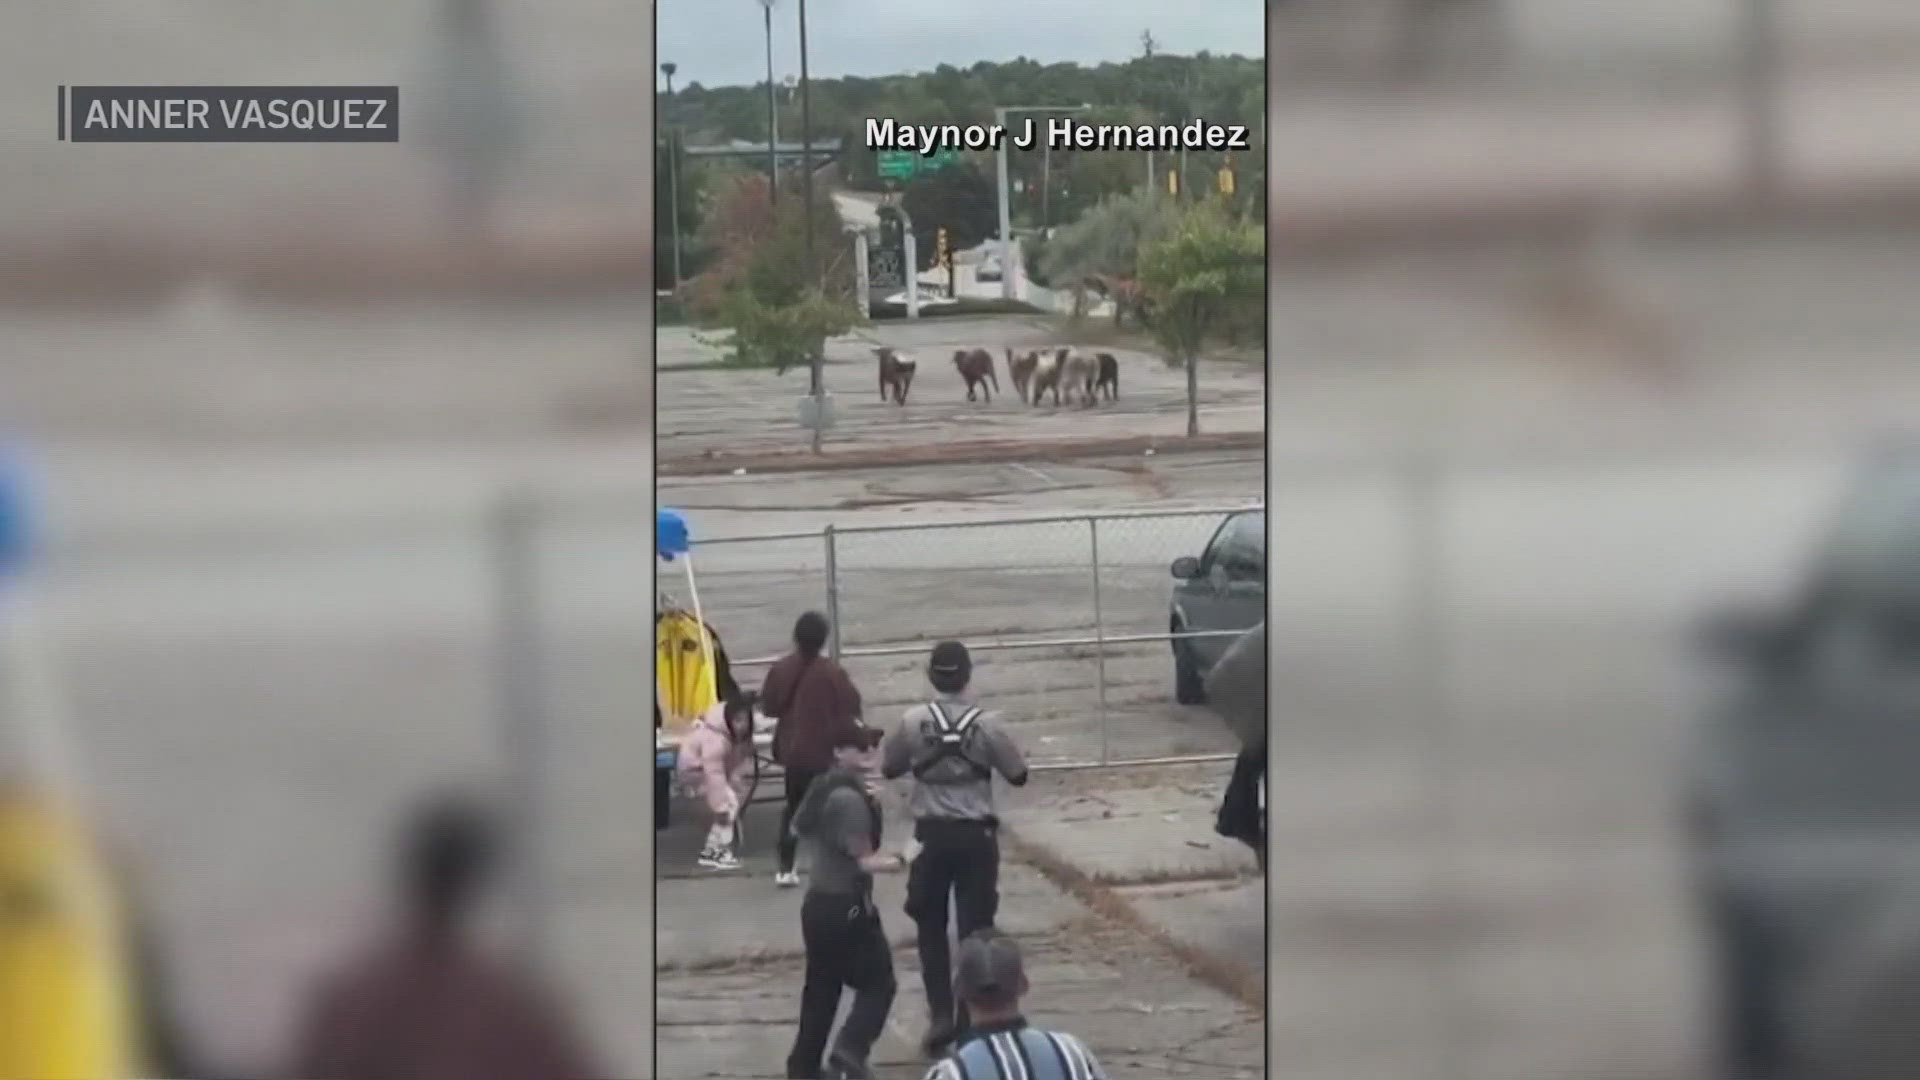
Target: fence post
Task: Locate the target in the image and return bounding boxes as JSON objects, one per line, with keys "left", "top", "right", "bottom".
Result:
{"left": 824, "top": 523, "right": 842, "bottom": 658}
{"left": 492, "top": 490, "right": 550, "bottom": 971}
{"left": 1089, "top": 515, "right": 1109, "bottom": 766}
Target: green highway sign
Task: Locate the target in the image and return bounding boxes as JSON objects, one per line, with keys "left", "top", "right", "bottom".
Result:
{"left": 876, "top": 147, "right": 962, "bottom": 180}
{"left": 877, "top": 150, "right": 916, "bottom": 179}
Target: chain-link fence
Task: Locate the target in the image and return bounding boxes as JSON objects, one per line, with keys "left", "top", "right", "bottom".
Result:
{"left": 671, "top": 505, "right": 1265, "bottom": 770}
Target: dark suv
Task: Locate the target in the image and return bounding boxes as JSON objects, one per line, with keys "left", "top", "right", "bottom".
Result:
{"left": 1690, "top": 442, "right": 1920, "bottom": 1079}
{"left": 1168, "top": 508, "right": 1266, "bottom": 703}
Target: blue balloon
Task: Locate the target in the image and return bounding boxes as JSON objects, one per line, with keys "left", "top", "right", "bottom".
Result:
{"left": 656, "top": 508, "right": 690, "bottom": 561}
{"left": 0, "top": 449, "right": 27, "bottom": 581}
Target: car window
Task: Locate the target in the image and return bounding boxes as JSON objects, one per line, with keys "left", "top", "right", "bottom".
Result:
{"left": 1823, "top": 457, "right": 1920, "bottom": 587}
{"left": 1205, "top": 512, "right": 1264, "bottom": 582}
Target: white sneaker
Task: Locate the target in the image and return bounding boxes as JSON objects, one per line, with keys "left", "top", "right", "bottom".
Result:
{"left": 700, "top": 847, "right": 742, "bottom": 871}
{"left": 774, "top": 869, "right": 800, "bottom": 888}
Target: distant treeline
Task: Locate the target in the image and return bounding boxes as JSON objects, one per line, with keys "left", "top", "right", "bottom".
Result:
{"left": 659, "top": 52, "right": 1265, "bottom": 225}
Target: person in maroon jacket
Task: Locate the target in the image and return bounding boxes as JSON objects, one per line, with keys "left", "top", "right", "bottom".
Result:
{"left": 288, "top": 793, "right": 599, "bottom": 1080}
{"left": 760, "top": 611, "right": 866, "bottom": 888}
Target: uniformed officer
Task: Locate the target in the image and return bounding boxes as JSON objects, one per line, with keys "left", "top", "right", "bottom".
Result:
{"left": 880, "top": 640, "right": 1028, "bottom": 1057}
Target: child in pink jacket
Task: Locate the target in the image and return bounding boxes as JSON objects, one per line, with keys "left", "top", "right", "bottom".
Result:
{"left": 677, "top": 692, "right": 756, "bottom": 870}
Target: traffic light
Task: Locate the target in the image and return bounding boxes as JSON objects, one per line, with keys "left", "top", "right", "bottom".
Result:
{"left": 1218, "top": 166, "right": 1235, "bottom": 196}
{"left": 936, "top": 227, "right": 951, "bottom": 270}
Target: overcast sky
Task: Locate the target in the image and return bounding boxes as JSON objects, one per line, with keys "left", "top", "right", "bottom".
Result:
{"left": 657, "top": 0, "right": 1265, "bottom": 89}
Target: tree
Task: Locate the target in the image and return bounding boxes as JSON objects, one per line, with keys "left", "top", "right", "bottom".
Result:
{"left": 686, "top": 174, "right": 857, "bottom": 371}
{"left": 1138, "top": 199, "right": 1264, "bottom": 436}
{"left": 900, "top": 162, "right": 997, "bottom": 271}
{"left": 1040, "top": 189, "right": 1178, "bottom": 326}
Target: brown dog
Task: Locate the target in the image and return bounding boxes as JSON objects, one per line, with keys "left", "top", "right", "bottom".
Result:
{"left": 1093, "top": 352, "right": 1119, "bottom": 402}
{"left": 953, "top": 348, "right": 999, "bottom": 402}
{"left": 1005, "top": 348, "right": 1038, "bottom": 404}
{"left": 1029, "top": 349, "right": 1064, "bottom": 407}
{"left": 875, "top": 347, "right": 916, "bottom": 405}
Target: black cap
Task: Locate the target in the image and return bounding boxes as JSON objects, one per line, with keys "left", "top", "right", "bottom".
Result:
{"left": 929, "top": 640, "right": 972, "bottom": 678}
{"left": 955, "top": 930, "right": 1025, "bottom": 1005}
{"left": 831, "top": 725, "right": 884, "bottom": 752}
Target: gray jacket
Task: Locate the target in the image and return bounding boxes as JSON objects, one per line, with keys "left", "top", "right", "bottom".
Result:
{"left": 1205, "top": 622, "right": 1266, "bottom": 750}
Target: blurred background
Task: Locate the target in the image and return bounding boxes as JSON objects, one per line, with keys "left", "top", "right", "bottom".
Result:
{"left": 1257, "top": 2, "right": 1920, "bottom": 1079}
{"left": 0, "top": 2, "right": 652, "bottom": 1076}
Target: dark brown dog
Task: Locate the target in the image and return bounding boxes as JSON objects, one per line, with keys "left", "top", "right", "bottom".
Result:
{"left": 875, "top": 347, "right": 916, "bottom": 405}
{"left": 953, "top": 348, "right": 999, "bottom": 402}
{"left": 1093, "top": 352, "right": 1119, "bottom": 402}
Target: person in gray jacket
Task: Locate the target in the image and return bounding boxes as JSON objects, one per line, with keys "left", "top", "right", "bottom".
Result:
{"left": 881, "top": 640, "right": 1029, "bottom": 1058}
{"left": 1207, "top": 622, "right": 1265, "bottom": 869}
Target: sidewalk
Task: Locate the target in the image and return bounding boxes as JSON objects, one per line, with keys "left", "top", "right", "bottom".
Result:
{"left": 654, "top": 764, "right": 1264, "bottom": 1080}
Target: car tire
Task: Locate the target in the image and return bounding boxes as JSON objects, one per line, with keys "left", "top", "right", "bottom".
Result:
{"left": 1173, "top": 621, "right": 1207, "bottom": 705}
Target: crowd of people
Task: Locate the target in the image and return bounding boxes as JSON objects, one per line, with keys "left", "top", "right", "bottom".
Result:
{"left": 715, "top": 609, "right": 1271, "bottom": 1079}
{"left": 669, "top": 608, "right": 1267, "bottom": 1078}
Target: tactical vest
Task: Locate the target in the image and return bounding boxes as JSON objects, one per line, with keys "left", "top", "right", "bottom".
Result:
{"left": 910, "top": 701, "right": 990, "bottom": 783}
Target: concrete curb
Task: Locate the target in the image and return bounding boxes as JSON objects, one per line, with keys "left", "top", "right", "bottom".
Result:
{"left": 1000, "top": 822, "right": 1267, "bottom": 1014}
{"left": 657, "top": 430, "right": 1265, "bottom": 477}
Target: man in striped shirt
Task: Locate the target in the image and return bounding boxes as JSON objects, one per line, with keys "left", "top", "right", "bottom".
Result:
{"left": 924, "top": 931, "right": 1106, "bottom": 1080}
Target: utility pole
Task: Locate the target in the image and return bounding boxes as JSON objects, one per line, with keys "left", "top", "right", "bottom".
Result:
{"left": 994, "top": 103, "right": 1089, "bottom": 302}
{"left": 759, "top": 0, "right": 778, "bottom": 205}
{"left": 660, "top": 62, "right": 682, "bottom": 291}
{"left": 797, "top": 0, "right": 821, "bottom": 452}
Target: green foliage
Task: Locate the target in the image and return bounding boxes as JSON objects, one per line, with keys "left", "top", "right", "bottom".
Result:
{"left": 900, "top": 162, "right": 997, "bottom": 271}
{"left": 1139, "top": 198, "right": 1263, "bottom": 359}
{"left": 686, "top": 174, "right": 858, "bottom": 371}
{"left": 1039, "top": 189, "right": 1179, "bottom": 290}
{"left": 1138, "top": 198, "right": 1265, "bottom": 434}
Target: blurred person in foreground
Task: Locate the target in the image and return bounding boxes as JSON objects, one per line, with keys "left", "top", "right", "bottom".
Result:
{"left": 288, "top": 794, "right": 597, "bottom": 1080}
{"left": 923, "top": 930, "right": 1106, "bottom": 1080}
{"left": 1207, "top": 622, "right": 1266, "bottom": 870}
{"left": 762, "top": 612, "right": 866, "bottom": 888}
{"left": 881, "top": 640, "right": 1028, "bottom": 1057}
{"left": 787, "top": 726, "right": 898, "bottom": 1080}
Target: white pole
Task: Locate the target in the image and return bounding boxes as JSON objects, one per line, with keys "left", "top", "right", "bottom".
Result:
{"left": 904, "top": 231, "right": 921, "bottom": 318}
{"left": 852, "top": 230, "right": 869, "bottom": 318}
{"left": 681, "top": 556, "right": 717, "bottom": 709}
{"left": 995, "top": 106, "right": 1013, "bottom": 302}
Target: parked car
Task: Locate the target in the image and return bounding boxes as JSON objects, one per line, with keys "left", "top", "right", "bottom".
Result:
{"left": 1168, "top": 508, "right": 1266, "bottom": 704}
{"left": 1689, "top": 440, "right": 1920, "bottom": 1079}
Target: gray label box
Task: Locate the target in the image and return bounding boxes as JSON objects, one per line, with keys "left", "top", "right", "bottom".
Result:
{"left": 61, "top": 86, "right": 399, "bottom": 143}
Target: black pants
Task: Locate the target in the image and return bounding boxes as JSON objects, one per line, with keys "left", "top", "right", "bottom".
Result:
{"left": 1217, "top": 744, "right": 1265, "bottom": 865}
{"left": 905, "top": 818, "right": 1000, "bottom": 1033}
{"left": 777, "top": 767, "right": 821, "bottom": 873}
{"left": 788, "top": 889, "right": 896, "bottom": 1079}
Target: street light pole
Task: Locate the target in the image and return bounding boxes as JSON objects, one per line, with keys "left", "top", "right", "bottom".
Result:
{"left": 797, "top": 0, "right": 822, "bottom": 452}
{"left": 661, "top": 63, "right": 683, "bottom": 291}
{"left": 994, "top": 103, "right": 1089, "bottom": 302}
{"left": 995, "top": 107, "right": 1013, "bottom": 302}
{"left": 759, "top": 0, "right": 778, "bottom": 205}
